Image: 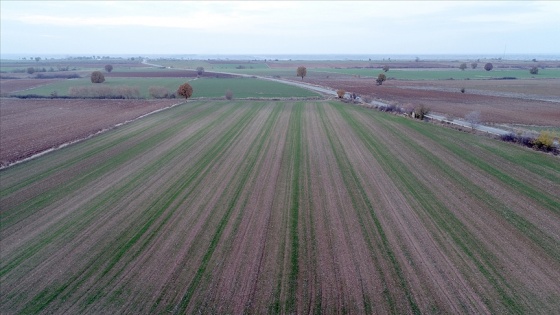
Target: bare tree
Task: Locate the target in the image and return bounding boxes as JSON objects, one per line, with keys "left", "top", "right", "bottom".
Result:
{"left": 149, "top": 86, "right": 171, "bottom": 98}
{"left": 177, "top": 82, "right": 193, "bottom": 100}
{"left": 90, "top": 71, "right": 105, "bottom": 83}
{"left": 104, "top": 64, "right": 113, "bottom": 73}
{"left": 225, "top": 89, "right": 233, "bottom": 100}
{"left": 413, "top": 104, "right": 429, "bottom": 120}
{"left": 196, "top": 67, "right": 204, "bottom": 76}
{"left": 297, "top": 66, "right": 307, "bottom": 80}
{"left": 336, "top": 89, "right": 345, "bottom": 98}
{"left": 471, "top": 62, "right": 478, "bottom": 69}
{"left": 529, "top": 66, "right": 539, "bottom": 75}
{"left": 376, "top": 73, "right": 386, "bottom": 85}
{"left": 382, "top": 65, "right": 390, "bottom": 72}
{"left": 465, "top": 111, "right": 481, "bottom": 131}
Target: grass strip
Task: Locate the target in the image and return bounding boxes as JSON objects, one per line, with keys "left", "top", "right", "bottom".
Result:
{"left": 376, "top": 114, "right": 559, "bottom": 261}
{"left": 285, "top": 102, "right": 303, "bottom": 313}
{"left": 320, "top": 103, "right": 415, "bottom": 314}
{"left": 173, "top": 104, "right": 280, "bottom": 313}
{"left": 0, "top": 103, "right": 220, "bottom": 279}
{"left": 343, "top": 105, "right": 524, "bottom": 313}
{"left": 0, "top": 102, "right": 205, "bottom": 226}
{"left": 15, "top": 102, "right": 251, "bottom": 313}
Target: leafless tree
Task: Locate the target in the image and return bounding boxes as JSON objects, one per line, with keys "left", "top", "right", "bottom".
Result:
{"left": 376, "top": 73, "right": 386, "bottom": 85}
{"left": 530, "top": 66, "right": 539, "bottom": 75}
{"left": 225, "top": 89, "right": 233, "bottom": 100}
{"left": 149, "top": 86, "right": 171, "bottom": 98}
{"left": 297, "top": 66, "right": 307, "bottom": 80}
{"left": 465, "top": 111, "right": 481, "bottom": 130}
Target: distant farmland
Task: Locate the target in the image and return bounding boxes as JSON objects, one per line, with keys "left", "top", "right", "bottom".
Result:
{"left": 313, "top": 68, "right": 560, "bottom": 80}
{"left": 1, "top": 100, "right": 559, "bottom": 314}
{"left": 11, "top": 77, "right": 319, "bottom": 99}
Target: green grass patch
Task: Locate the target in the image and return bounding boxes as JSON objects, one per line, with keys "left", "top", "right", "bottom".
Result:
{"left": 12, "top": 77, "right": 190, "bottom": 98}
{"left": 340, "top": 105, "right": 524, "bottom": 313}
{"left": 190, "top": 77, "right": 319, "bottom": 98}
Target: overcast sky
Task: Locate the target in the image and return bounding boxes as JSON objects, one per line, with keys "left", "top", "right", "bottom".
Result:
{"left": 1, "top": 1, "right": 559, "bottom": 56}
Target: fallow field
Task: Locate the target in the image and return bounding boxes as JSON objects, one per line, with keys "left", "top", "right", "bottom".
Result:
{"left": 1, "top": 100, "right": 559, "bottom": 314}
{"left": 0, "top": 98, "right": 182, "bottom": 167}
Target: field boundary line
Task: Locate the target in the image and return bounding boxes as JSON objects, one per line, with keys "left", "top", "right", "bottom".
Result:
{"left": 0, "top": 100, "right": 186, "bottom": 171}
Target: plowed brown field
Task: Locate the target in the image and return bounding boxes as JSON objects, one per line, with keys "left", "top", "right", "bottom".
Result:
{"left": 301, "top": 77, "right": 560, "bottom": 126}
{"left": 1, "top": 100, "right": 558, "bottom": 314}
{"left": 0, "top": 98, "right": 182, "bottom": 167}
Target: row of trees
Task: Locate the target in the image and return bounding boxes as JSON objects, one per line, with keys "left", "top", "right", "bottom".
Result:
{"left": 459, "top": 62, "right": 539, "bottom": 74}
{"left": 458, "top": 62, "right": 493, "bottom": 71}
{"left": 458, "top": 62, "right": 480, "bottom": 70}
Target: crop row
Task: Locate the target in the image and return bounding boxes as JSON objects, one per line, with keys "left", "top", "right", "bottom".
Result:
{"left": 1, "top": 100, "right": 558, "bottom": 314}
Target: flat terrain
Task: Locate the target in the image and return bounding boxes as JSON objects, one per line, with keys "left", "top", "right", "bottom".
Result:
{"left": 148, "top": 58, "right": 560, "bottom": 127}
{"left": 0, "top": 98, "right": 181, "bottom": 167}
{"left": 1, "top": 100, "right": 558, "bottom": 314}
{"left": 300, "top": 77, "right": 560, "bottom": 126}
{"left": 9, "top": 77, "right": 319, "bottom": 99}
{"left": 0, "top": 78, "right": 65, "bottom": 95}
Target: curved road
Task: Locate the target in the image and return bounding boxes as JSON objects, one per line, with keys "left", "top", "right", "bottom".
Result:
{"left": 142, "top": 59, "right": 511, "bottom": 136}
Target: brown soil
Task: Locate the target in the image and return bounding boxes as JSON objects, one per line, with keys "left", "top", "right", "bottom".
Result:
{"left": 1, "top": 101, "right": 558, "bottom": 314}
{"left": 350, "top": 110, "right": 560, "bottom": 313}
{"left": 301, "top": 77, "right": 560, "bottom": 126}
{"left": 0, "top": 98, "right": 182, "bottom": 167}
{"left": 0, "top": 79, "right": 65, "bottom": 94}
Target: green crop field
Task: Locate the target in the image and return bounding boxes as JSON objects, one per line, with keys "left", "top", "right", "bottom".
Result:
{"left": 12, "top": 77, "right": 319, "bottom": 98}
{"left": 146, "top": 60, "right": 295, "bottom": 77}
{"left": 150, "top": 60, "right": 269, "bottom": 70}
{"left": 150, "top": 60, "right": 212, "bottom": 69}
{"left": 1, "top": 100, "right": 558, "bottom": 314}
{"left": 189, "top": 77, "right": 318, "bottom": 98}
